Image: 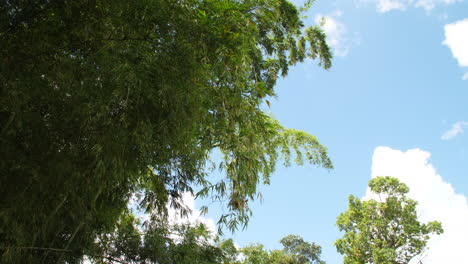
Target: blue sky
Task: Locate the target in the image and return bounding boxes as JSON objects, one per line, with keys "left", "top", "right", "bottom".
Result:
{"left": 191, "top": 1, "right": 468, "bottom": 263}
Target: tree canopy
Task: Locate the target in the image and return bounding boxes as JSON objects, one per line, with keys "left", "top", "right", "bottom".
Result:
{"left": 88, "top": 225, "right": 327, "bottom": 264}
{"left": 0, "top": 0, "right": 332, "bottom": 262}
{"left": 240, "top": 234, "right": 326, "bottom": 264}
{"left": 335, "top": 176, "right": 443, "bottom": 264}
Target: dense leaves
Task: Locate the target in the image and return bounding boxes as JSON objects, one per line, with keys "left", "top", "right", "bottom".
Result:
{"left": 335, "top": 177, "right": 443, "bottom": 264}
{"left": 0, "top": 0, "right": 332, "bottom": 262}
{"left": 85, "top": 214, "right": 226, "bottom": 264}
{"left": 85, "top": 221, "right": 327, "bottom": 264}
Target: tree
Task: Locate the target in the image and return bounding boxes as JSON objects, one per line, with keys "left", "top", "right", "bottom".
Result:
{"left": 219, "top": 239, "right": 242, "bottom": 264}
{"left": 242, "top": 235, "right": 326, "bottom": 264}
{"left": 0, "top": 0, "right": 332, "bottom": 262}
{"left": 279, "top": 235, "right": 326, "bottom": 264}
{"left": 335, "top": 176, "right": 443, "bottom": 264}
{"left": 87, "top": 214, "right": 226, "bottom": 264}
{"left": 89, "top": 222, "right": 326, "bottom": 264}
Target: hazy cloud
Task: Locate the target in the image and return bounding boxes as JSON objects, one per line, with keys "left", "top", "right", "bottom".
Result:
{"left": 462, "top": 72, "right": 468, "bottom": 80}
{"left": 376, "top": 0, "right": 407, "bottom": 12}
{"left": 415, "top": 0, "right": 461, "bottom": 11}
{"left": 441, "top": 121, "right": 468, "bottom": 140}
{"left": 362, "top": 0, "right": 462, "bottom": 12}
{"left": 315, "top": 10, "right": 350, "bottom": 57}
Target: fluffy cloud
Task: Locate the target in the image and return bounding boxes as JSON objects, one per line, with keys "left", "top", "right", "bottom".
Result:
{"left": 315, "top": 10, "right": 350, "bottom": 57}
{"left": 443, "top": 19, "right": 468, "bottom": 80}
{"left": 369, "top": 147, "right": 468, "bottom": 264}
{"left": 363, "top": 0, "right": 462, "bottom": 12}
{"left": 441, "top": 121, "right": 468, "bottom": 140}
{"left": 443, "top": 19, "right": 468, "bottom": 68}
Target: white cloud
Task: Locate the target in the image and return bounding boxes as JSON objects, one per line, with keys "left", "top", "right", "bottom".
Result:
{"left": 441, "top": 121, "right": 468, "bottom": 140}
{"left": 363, "top": 0, "right": 462, "bottom": 12}
{"left": 369, "top": 147, "right": 468, "bottom": 264}
{"left": 315, "top": 10, "right": 350, "bottom": 57}
{"left": 443, "top": 19, "right": 468, "bottom": 80}
{"left": 443, "top": 19, "right": 468, "bottom": 68}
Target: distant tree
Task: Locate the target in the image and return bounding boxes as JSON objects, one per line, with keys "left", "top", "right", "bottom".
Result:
{"left": 335, "top": 176, "right": 443, "bottom": 264}
{"left": 242, "top": 235, "right": 326, "bottom": 264}
{"left": 219, "top": 239, "right": 242, "bottom": 264}
{"left": 87, "top": 228, "right": 326, "bottom": 264}
{"left": 279, "top": 235, "right": 326, "bottom": 264}
{"left": 242, "top": 244, "right": 271, "bottom": 264}
{"left": 0, "top": 0, "right": 332, "bottom": 263}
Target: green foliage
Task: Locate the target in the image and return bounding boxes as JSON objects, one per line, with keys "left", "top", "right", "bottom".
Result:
{"left": 242, "top": 235, "right": 326, "bottom": 264}
{"left": 242, "top": 244, "right": 271, "bottom": 264}
{"left": 0, "top": 0, "right": 332, "bottom": 262}
{"left": 280, "top": 235, "right": 326, "bottom": 264}
{"left": 87, "top": 214, "right": 225, "bottom": 264}
{"left": 335, "top": 176, "right": 443, "bottom": 264}
{"left": 88, "top": 221, "right": 326, "bottom": 264}
{"left": 219, "top": 239, "right": 242, "bottom": 264}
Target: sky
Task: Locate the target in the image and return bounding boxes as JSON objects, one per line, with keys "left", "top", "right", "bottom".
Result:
{"left": 183, "top": 1, "right": 468, "bottom": 263}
